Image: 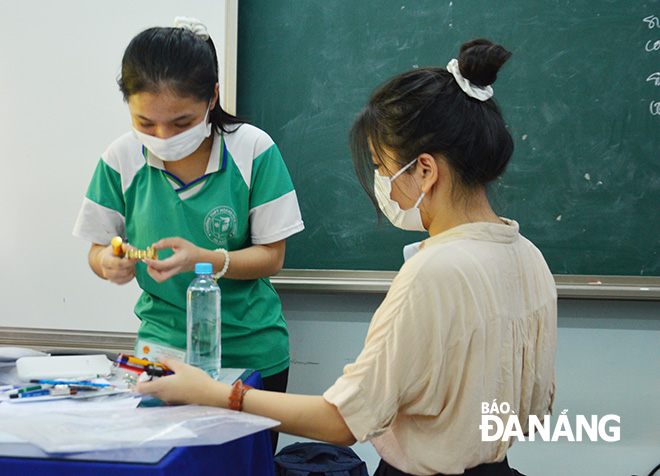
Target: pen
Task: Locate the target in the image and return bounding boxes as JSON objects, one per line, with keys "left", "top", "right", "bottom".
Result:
{"left": 116, "top": 353, "right": 168, "bottom": 369}
{"left": 9, "top": 389, "right": 51, "bottom": 399}
{"left": 10, "top": 387, "right": 78, "bottom": 399}
{"left": 59, "top": 375, "right": 104, "bottom": 381}
{"left": 0, "top": 385, "right": 21, "bottom": 393}
{"left": 9, "top": 385, "right": 50, "bottom": 395}
{"left": 66, "top": 384, "right": 100, "bottom": 391}
{"left": 30, "top": 379, "right": 112, "bottom": 388}
{"left": 115, "top": 354, "right": 173, "bottom": 375}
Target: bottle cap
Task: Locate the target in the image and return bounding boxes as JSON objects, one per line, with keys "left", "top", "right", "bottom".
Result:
{"left": 195, "top": 262, "right": 213, "bottom": 275}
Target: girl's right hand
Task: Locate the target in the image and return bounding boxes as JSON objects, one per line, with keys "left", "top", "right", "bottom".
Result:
{"left": 96, "top": 243, "right": 138, "bottom": 284}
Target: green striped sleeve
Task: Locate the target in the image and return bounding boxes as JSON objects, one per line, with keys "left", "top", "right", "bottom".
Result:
{"left": 249, "top": 143, "right": 295, "bottom": 209}
{"left": 86, "top": 159, "right": 125, "bottom": 215}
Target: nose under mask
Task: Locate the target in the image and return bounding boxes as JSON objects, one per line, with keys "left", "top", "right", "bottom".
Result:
{"left": 373, "top": 159, "right": 426, "bottom": 232}
{"left": 132, "top": 104, "right": 213, "bottom": 162}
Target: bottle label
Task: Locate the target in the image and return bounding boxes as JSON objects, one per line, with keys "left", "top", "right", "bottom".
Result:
{"left": 135, "top": 338, "right": 187, "bottom": 363}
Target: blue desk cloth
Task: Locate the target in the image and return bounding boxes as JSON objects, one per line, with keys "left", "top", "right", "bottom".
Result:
{"left": 0, "top": 372, "right": 275, "bottom": 476}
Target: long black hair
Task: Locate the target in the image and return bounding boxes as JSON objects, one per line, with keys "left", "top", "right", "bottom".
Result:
{"left": 351, "top": 38, "right": 513, "bottom": 207}
{"left": 118, "top": 26, "right": 246, "bottom": 133}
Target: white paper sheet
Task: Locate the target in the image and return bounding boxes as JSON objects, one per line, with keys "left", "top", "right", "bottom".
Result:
{"left": 0, "top": 359, "right": 274, "bottom": 454}
{"left": 0, "top": 405, "right": 278, "bottom": 453}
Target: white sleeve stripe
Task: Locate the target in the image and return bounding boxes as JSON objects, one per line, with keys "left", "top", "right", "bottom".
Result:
{"left": 101, "top": 132, "right": 149, "bottom": 193}
{"left": 224, "top": 124, "right": 275, "bottom": 189}
{"left": 249, "top": 191, "right": 304, "bottom": 244}
{"left": 72, "top": 197, "right": 126, "bottom": 245}
{"left": 251, "top": 222, "right": 306, "bottom": 245}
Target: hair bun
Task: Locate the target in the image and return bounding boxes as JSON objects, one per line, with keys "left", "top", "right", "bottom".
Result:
{"left": 458, "top": 39, "right": 512, "bottom": 87}
{"left": 173, "top": 16, "right": 210, "bottom": 40}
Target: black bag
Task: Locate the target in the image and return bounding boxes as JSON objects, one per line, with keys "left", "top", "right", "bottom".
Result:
{"left": 274, "top": 442, "right": 369, "bottom": 476}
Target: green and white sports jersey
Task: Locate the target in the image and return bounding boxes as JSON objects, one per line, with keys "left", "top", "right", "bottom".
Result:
{"left": 73, "top": 124, "right": 304, "bottom": 377}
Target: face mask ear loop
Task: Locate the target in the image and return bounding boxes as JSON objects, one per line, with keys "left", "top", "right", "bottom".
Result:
{"left": 390, "top": 158, "right": 418, "bottom": 182}
{"left": 413, "top": 192, "right": 426, "bottom": 208}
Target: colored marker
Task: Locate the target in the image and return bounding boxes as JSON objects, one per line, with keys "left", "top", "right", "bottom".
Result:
{"left": 115, "top": 354, "right": 173, "bottom": 375}
{"left": 10, "top": 389, "right": 51, "bottom": 399}
{"left": 30, "top": 379, "right": 112, "bottom": 388}
{"left": 10, "top": 386, "right": 78, "bottom": 399}
{"left": 116, "top": 353, "right": 167, "bottom": 369}
{"left": 10, "top": 385, "right": 50, "bottom": 395}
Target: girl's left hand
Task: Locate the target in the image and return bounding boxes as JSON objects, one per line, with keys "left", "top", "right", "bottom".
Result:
{"left": 142, "top": 237, "right": 200, "bottom": 282}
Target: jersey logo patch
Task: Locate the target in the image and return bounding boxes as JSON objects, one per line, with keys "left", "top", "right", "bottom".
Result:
{"left": 204, "top": 206, "right": 238, "bottom": 246}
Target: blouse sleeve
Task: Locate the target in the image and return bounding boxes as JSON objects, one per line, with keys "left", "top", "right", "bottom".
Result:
{"left": 323, "top": 263, "right": 441, "bottom": 442}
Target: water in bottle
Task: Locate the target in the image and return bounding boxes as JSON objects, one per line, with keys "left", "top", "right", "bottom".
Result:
{"left": 186, "top": 262, "right": 221, "bottom": 379}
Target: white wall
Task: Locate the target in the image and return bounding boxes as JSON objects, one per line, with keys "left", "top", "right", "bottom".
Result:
{"left": 0, "top": 1, "right": 232, "bottom": 332}
{"left": 279, "top": 294, "right": 660, "bottom": 476}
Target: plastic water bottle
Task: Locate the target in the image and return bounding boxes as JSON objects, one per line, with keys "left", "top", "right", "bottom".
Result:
{"left": 186, "top": 262, "right": 221, "bottom": 379}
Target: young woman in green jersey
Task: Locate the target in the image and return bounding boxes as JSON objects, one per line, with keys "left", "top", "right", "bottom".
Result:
{"left": 137, "top": 39, "right": 557, "bottom": 476}
{"left": 73, "top": 17, "right": 304, "bottom": 451}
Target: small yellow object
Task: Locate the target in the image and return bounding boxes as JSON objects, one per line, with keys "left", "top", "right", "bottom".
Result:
{"left": 111, "top": 236, "right": 157, "bottom": 259}
{"left": 125, "top": 247, "right": 158, "bottom": 260}
{"left": 111, "top": 236, "right": 123, "bottom": 256}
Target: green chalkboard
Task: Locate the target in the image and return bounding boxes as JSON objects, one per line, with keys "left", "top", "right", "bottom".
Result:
{"left": 237, "top": 0, "right": 660, "bottom": 275}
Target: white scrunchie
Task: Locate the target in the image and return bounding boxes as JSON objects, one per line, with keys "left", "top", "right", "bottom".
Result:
{"left": 173, "top": 16, "right": 209, "bottom": 40}
{"left": 446, "top": 58, "right": 493, "bottom": 101}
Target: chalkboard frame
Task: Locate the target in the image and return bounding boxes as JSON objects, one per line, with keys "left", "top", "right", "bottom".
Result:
{"left": 270, "top": 270, "right": 660, "bottom": 300}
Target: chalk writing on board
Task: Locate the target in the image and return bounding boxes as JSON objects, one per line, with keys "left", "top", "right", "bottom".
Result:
{"left": 645, "top": 39, "right": 660, "bottom": 51}
{"left": 645, "top": 15, "right": 660, "bottom": 116}
{"left": 643, "top": 15, "right": 660, "bottom": 28}
{"left": 651, "top": 101, "right": 660, "bottom": 115}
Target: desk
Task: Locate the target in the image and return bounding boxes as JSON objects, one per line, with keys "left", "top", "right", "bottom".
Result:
{"left": 0, "top": 371, "right": 275, "bottom": 476}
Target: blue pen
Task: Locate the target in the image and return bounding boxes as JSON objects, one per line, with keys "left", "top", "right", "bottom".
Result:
{"left": 9, "top": 389, "right": 51, "bottom": 399}
{"left": 31, "top": 379, "right": 112, "bottom": 388}
{"left": 0, "top": 385, "right": 21, "bottom": 393}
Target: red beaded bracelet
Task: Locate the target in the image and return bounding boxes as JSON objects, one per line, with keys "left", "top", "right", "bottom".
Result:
{"left": 228, "top": 379, "right": 254, "bottom": 411}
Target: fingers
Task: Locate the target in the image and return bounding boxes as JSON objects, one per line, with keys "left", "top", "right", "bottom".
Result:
{"left": 111, "top": 237, "right": 197, "bottom": 283}
{"left": 159, "top": 357, "right": 184, "bottom": 371}
{"left": 112, "top": 269, "right": 136, "bottom": 285}
{"left": 142, "top": 257, "right": 168, "bottom": 270}
{"left": 151, "top": 237, "right": 183, "bottom": 250}
{"left": 135, "top": 362, "right": 177, "bottom": 397}
{"left": 135, "top": 360, "right": 192, "bottom": 404}
{"left": 144, "top": 258, "right": 179, "bottom": 283}
{"left": 136, "top": 375, "right": 167, "bottom": 399}
{"left": 101, "top": 247, "right": 137, "bottom": 284}
{"left": 143, "top": 243, "right": 193, "bottom": 282}
{"left": 135, "top": 359, "right": 223, "bottom": 407}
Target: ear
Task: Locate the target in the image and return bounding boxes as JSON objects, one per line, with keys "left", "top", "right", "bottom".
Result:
{"left": 210, "top": 83, "right": 220, "bottom": 110}
{"left": 416, "top": 153, "right": 439, "bottom": 194}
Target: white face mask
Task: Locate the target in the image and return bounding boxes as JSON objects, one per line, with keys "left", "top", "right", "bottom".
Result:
{"left": 374, "top": 158, "right": 426, "bottom": 231}
{"left": 132, "top": 104, "right": 212, "bottom": 162}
